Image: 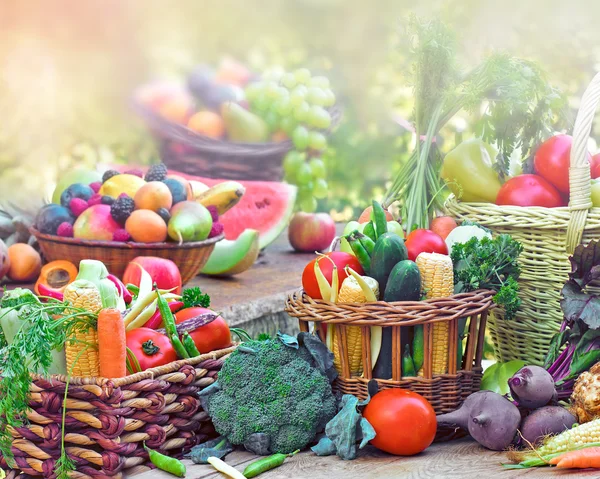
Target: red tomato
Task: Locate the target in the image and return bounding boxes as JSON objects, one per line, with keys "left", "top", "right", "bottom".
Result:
{"left": 405, "top": 229, "right": 448, "bottom": 261}
{"left": 175, "top": 307, "right": 232, "bottom": 353}
{"left": 301, "top": 252, "right": 363, "bottom": 299}
{"left": 363, "top": 389, "right": 437, "bottom": 456}
{"left": 126, "top": 328, "right": 178, "bottom": 371}
{"left": 534, "top": 134, "right": 592, "bottom": 194}
{"left": 496, "top": 174, "right": 564, "bottom": 207}
{"left": 591, "top": 153, "right": 600, "bottom": 179}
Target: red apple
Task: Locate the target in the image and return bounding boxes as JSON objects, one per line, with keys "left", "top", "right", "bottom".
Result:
{"left": 288, "top": 212, "right": 336, "bottom": 253}
{"left": 122, "top": 256, "right": 182, "bottom": 294}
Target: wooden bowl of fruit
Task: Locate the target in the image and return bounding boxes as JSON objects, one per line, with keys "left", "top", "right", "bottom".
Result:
{"left": 132, "top": 57, "right": 340, "bottom": 185}
{"left": 31, "top": 165, "right": 231, "bottom": 283}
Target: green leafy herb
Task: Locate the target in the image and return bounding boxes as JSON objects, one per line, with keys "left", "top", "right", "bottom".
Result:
{"left": 182, "top": 287, "right": 211, "bottom": 309}
{"left": 451, "top": 234, "right": 523, "bottom": 319}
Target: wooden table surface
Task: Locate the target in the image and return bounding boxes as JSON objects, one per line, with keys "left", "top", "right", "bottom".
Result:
{"left": 136, "top": 438, "right": 598, "bottom": 479}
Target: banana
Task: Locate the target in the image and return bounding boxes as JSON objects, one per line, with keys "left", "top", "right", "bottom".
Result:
{"left": 196, "top": 181, "right": 245, "bottom": 216}
{"left": 189, "top": 180, "right": 210, "bottom": 199}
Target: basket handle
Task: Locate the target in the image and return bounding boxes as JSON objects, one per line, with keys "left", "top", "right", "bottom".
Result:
{"left": 566, "top": 72, "right": 600, "bottom": 253}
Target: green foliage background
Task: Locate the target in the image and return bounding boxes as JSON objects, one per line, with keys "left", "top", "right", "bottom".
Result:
{"left": 1, "top": 0, "right": 600, "bottom": 217}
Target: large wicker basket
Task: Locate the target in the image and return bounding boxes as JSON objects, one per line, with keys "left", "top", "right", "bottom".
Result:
{"left": 0, "top": 345, "right": 236, "bottom": 479}
{"left": 132, "top": 100, "right": 341, "bottom": 181}
{"left": 31, "top": 228, "right": 223, "bottom": 284}
{"left": 445, "top": 72, "right": 600, "bottom": 366}
{"left": 285, "top": 289, "right": 494, "bottom": 414}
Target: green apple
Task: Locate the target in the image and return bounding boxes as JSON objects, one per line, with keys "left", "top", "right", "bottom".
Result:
{"left": 386, "top": 220, "right": 405, "bottom": 239}
{"left": 340, "top": 221, "right": 364, "bottom": 254}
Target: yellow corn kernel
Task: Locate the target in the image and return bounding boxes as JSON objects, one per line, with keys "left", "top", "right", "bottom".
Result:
{"left": 63, "top": 280, "right": 102, "bottom": 377}
{"left": 537, "top": 419, "right": 600, "bottom": 457}
{"left": 416, "top": 253, "right": 453, "bottom": 375}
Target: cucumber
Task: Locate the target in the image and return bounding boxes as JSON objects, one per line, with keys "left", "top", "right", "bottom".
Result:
{"left": 370, "top": 232, "right": 408, "bottom": 293}
{"left": 383, "top": 260, "right": 421, "bottom": 302}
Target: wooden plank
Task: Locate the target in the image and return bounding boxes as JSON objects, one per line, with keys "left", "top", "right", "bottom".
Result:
{"left": 133, "top": 438, "right": 600, "bottom": 478}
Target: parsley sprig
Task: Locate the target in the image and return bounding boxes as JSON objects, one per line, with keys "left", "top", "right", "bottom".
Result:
{"left": 451, "top": 234, "right": 523, "bottom": 319}
{"left": 182, "top": 287, "right": 211, "bottom": 309}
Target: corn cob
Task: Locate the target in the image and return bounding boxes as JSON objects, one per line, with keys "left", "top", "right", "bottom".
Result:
{"left": 63, "top": 279, "right": 102, "bottom": 377}
{"left": 333, "top": 275, "right": 379, "bottom": 375}
{"left": 415, "top": 252, "right": 453, "bottom": 375}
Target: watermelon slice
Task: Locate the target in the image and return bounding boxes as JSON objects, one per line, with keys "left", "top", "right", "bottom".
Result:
{"left": 112, "top": 165, "right": 296, "bottom": 249}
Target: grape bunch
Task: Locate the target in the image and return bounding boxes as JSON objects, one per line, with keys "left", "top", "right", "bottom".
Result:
{"left": 244, "top": 68, "right": 336, "bottom": 212}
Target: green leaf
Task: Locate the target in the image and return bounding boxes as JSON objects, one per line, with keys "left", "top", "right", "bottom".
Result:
{"left": 569, "top": 349, "right": 600, "bottom": 379}
{"left": 544, "top": 329, "right": 569, "bottom": 368}
{"left": 561, "top": 281, "right": 600, "bottom": 329}
{"left": 480, "top": 360, "right": 526, "bottom": 395}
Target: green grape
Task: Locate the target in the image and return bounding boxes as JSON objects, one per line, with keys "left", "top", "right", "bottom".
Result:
{"left": 293, "top": 102, "right": 310, "bottom": 122}
{"left": 308, "top": 131, "right": 327, "bottom": 151}
{"left": 282, "top": 72, "right": 297, "bottom": 90}
{"left": 298, "top": 192, "right": 318, "bottom": 213}
{"left": 290, "top": 85, "right": 308, "bottom": 107}
{"left": 274, "top": 97, "right": 293, "bottom": 116}
{"left": 294, "top": 68, "right": 312, "bottom": 84}
{"left": 283, "top": 151, "right": 306, "bottom": 176}
{"left": 309, "top": 106, "right": 332, "bottom": 129}
{"left": 309, "top": 157, "right": 326, "bottom": 178}
{"left": 265, "top": 82, "right": 282, "bottom": 100}
{"left": 307, "top": 87, "right": 327, "bottom": 106}
{"left": 292, "top": 125, "right": 309, "bottom": 150}
{"left": 281, "top": 116, "right": 297, "bottom": 135}
{"left": 313, "top": 178, "right": 328, "bottom": 199}
{"left": 264, "top": 110, "right": 280, "bottom": 132}
{"left": 309, "top": 76, "right": 330, "bottom": 89}
{"left": 296, "top": 162, "right": 312, "bottom": 185}
{"left": 253, "top": 93, "right": 270, "bottom": 112}
{"left": 245, "top": 83, "right": 262, "bottom": 103}
{"left": 322, "top": 89, "right": 336, "bottom": 107}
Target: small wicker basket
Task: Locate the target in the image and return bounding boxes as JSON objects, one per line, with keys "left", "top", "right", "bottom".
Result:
{"left": 31, "top": 228, "right": 223, "bottom": 284}
{"left": 285, "top": 289, "right": 494, "bottom": 414}
{"left": 0, "top": 345, "right": 236, "bottom": 479}
{"left": 445, "top": 72, "right": 600, "bottom": 365}
{"left": 132, "top": 100, "right": 341, "bottom": 181}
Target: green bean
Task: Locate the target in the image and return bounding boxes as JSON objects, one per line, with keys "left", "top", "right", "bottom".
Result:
{"left": 347, "top": 235, "right": 371, "bottom": 274}
{"left": 402, "top": 343, "right": 416, "bottom": 377}
{"left": 363, "top": 221, "right": 377, "bottom": 242}
{"left": 182, "top": 332, "right": 200, "bottom": 357}
{"left": 354, "top": 231, "right": 375, "bottom": 255}
{"left": 144, "top": 443, "right": 186, "bottom": 477}
{"left": 156, "top": 286, "right": 189, "bottom": 359}
{"left": 242, "top": 450, "right": 300, "bottom": 478}
{"left": 371, "top": 200, "right": 388, "bottom": 239}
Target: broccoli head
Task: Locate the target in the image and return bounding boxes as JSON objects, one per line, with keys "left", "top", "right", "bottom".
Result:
{"left": 201, "top": 333, "right": 337, "bottom": 454}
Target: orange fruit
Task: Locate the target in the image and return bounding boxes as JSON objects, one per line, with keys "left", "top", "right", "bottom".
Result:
{"left": 358, "top": 205, "right": 394, "bottom": 224}
{"left": 271, "top": 130, "right": 289, "bottom": 143}
{"left": 125, "top": 210, "right": 168, "bottom": 243}
{"left": 134, "top": 181, "right": 173, "bottom": 211}
{"left": 187, "top": 111, "right": 225, "bottom": 139}
{"left": 430, "top": 216, "right": 458, "bottom": 240}
{"left": 158, "top": 94, "right": 194, "bottom": 124}
{"left": 7, "top": 243, "right": 42, "bottom": 282}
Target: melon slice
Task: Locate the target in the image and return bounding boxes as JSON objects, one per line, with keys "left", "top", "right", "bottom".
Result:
{"left": 111, "top": 165, "right": 297, "bottom": 249}
{"left": 201, "top": 229, "right": 260, "bottom": 276}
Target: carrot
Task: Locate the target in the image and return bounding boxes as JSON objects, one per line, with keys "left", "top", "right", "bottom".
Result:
{"left": 549, "top": 447, "right": 600, "bottom": 469}
{"left": 98, "top": 308, "right": 127, "bottom": 378}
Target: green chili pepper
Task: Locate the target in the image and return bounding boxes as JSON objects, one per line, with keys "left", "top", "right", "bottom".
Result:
{"left": 346, "top": 234, "right": 371, "bottom": 274}
{"left": 144, "top": 443, "right": 186, "bottom": 477}
{"left": 371, "top": 200, "right": 388, "bottom": 239}
{"left": 402, "top": 343, "right": 416, "bottom": 377}
{"left": 182, "top": 332, "right": 200, "bottom": 357}
{"left": 242, "top": 450, "right": 300, "bottom": 478}
{"left": 156, "top": 286, "right": 189, "bottom": 359}
{"left": 412, "top": 325, "right": 424, "bottom": 371}
{"left": 363, "top": 221, "right": 377, "bottom": 242}
{"left": 354, "top": 231, "right": 375, "bottom": 255}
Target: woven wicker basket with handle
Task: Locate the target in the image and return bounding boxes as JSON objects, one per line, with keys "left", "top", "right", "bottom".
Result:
{"left": 446, "top": 72, "right": 600, "bottom": 365}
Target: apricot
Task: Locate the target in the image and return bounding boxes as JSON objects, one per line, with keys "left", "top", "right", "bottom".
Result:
{"left": 125, "top": 210, "right": 168, "bottom": 243}
{"left": 157, "top": 94, "right": 195, "bottom": 124}
{"left": 7, "top": 243, "right": 42, "bottom": 282}
{"left": 187, "top": 111, "right": 225, "bottom": 139}
{"left": 430, "top": 216, "right": 458, "bottom": 240}
{"left": 134, "top": 181, "right": 173, "bottom": 211}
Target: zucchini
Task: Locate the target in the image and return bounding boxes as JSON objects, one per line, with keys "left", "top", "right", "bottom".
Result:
{"left": 370, "top": 232, "right": 408, "bottom": 293}
{"left": 383, "top": 260, "right": 421, "bottom": 302}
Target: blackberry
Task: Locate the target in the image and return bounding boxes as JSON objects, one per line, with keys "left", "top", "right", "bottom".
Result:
{"left": 110, "top": 196, "right": 135, "bottom": 225}
{"left": 156, "top": 207, "right": 171, "bottom": 225}
{"left": 145, "top": 163, "right": 168, "bottom": 182}
{"left": 101, "top": 195, "right": 115, "bottom": 205}
{"left": 102, "top": 169, "right": 120, "bottom": 183}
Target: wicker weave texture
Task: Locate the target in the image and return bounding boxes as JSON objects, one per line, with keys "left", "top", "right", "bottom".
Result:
{"left": 31, "top": 228, "right": 222, "bottom": 284}
{"left": 285, "top": 290, "right": 494, "bottom": 414}
{"left": 1, "top": 346, "right": 236, "bottom": 479}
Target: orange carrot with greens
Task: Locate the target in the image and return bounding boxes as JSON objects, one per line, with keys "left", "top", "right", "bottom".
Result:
{"left": 549, "top": 447, "right": 600, "bottom": 469}
{"left": 98, "top": 308, "right": 127, "bottom": 378}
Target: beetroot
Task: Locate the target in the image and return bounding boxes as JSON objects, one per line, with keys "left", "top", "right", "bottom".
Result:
{"left": 509, "top": 366, "right": 556, "bottom": 409}
{"left": 519, "top": 406, "right": 576, "bottom": 446}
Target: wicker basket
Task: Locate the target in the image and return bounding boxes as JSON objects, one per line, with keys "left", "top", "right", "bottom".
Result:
{"left": 31, "top": 228, "right": 223, "bottom": 284}
{"left": 132, "top": 100, "right": 341, "bottom": 181}
{"left": 0, "top": 345, "right": 236, "bottom": 479}
{"left": 445, "top": 72, "right": 600, "bottom": 366}
{"left": 285, "top": 289, "right": 494, "bottom": 414}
